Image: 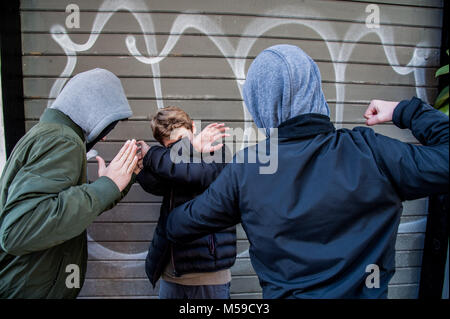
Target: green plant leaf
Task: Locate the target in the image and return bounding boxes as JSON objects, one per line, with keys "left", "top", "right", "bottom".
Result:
{"left": 434, "top": 85, "right": 449, "bottom": 108}
{"left": 438, "top": 103, "right": 449, "bottom": 116}
{"left": 435, "top": 64, "right": 449, "bottom": 78}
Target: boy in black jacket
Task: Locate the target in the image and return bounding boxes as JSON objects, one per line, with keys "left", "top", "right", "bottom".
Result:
{"left": 136, "top": 106, "right": 236, "bottom": 299}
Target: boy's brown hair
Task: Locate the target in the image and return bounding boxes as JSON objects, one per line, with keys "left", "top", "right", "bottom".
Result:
{"left": 150, "top": 106, "right": 193, "bottom": 145}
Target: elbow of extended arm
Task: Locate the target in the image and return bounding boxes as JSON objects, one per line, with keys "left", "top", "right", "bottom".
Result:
{"left": 165, "top": 218, "right": 181, "bottom": 244}
{"left": 165, "top": 212, "right": 209, "bottom": 244}
{"left": 165, "top": 210, "right": 194, "bottom": 244}
{"left": 0, "top": 230, "right": 24, "bottom": 256}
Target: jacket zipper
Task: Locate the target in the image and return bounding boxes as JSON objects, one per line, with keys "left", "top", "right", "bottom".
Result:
{"left": 169, "top": 189, "right": 179, "bottom": 277}
{"left": 209, "top": 234, "right": 216, "bottom": 256}
{"left": 170, "top": 244, "right": 179, "bottom": 277}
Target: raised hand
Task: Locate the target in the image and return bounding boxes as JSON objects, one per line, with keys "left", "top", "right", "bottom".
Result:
{"left": 136, "top": 140, "right": 151, "bottom": 159}
{"left": 364, "top": 100, "right": 400, "bottom": 126}
{"left": 192, "top": 123, "right": 230, "bottom": 153}
{"left": 96, "top": 139, "right": 139, "bottom": 191}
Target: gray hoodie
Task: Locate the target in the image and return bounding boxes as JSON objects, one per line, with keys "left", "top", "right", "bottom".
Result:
{"left": 243, "top": 44, "right": 330, "bottom": 134}
{"left": 50, "top": 68, "right": 132, "bottom": 143}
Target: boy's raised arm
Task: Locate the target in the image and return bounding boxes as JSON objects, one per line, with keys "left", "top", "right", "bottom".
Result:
{"left": 136, "top": 165, "right": 171, "bottom": 196}
{"left": 139, "top": 138, "right": 227, "bottom": 190}
{"left": 137, "top": 123, "right": 230, "bottom": 190}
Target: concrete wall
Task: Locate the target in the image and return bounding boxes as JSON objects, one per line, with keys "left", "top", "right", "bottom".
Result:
{"left": 19, "top": 0, "right": 443, "bottom": 298}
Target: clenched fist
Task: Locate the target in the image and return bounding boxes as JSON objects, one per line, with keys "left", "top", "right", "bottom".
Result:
{"left": 96, "top": 139, "right": 139, "bottom": 191}
{"left": 364, "top": 100, "right": 400, "bottom": 126}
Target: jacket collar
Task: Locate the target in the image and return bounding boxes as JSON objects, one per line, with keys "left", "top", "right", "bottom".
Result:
{"left": 276, "top": 113, "right": 335, "bottom": 139}
{"left": 40, "top": 108, "right": 85, "bottom": 142}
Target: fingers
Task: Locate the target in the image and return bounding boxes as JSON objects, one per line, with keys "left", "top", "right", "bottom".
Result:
{"left": 211, "top": 133, "right": 230, "bottom": 142}
{"left": 136, "top": 141, "right": 145, "bottom": 153}
{"left": 112, "top": 140, "right": 131, "bottom": 163}
{"left": 201, "top": 124, "right": 218, "bottom": 135}
{"left": 366, "top": 115, "right": 381, "bottom": 126}
{"left": 364, "top": 109, "right": 375, "bottom": 120}
{"left": 215, "top": 125, "right": 230, "bottom": 133}
{"left": 203, "top": 123, "right": 229, "bottom": 132}
{"left": 364, "top": 100, "right": 398, "bottom": 126}
{"left": 136, "top": 140, "right": 150, "bottom": 157}
{"left": 133, "top": 166, "right": 142, "bottom": 176}
{"left": 96, "top": 156, "right": 106, "bottom": 177}
{"left": 136, "top": 140, "right": 146, "bottom": 148}
{"left": 127, "top": 155, "right": 139, "bottom": 175}
{"left": 134, "top": 158, "right": 143, "bottom": 175}
{"left": 124, "top": 144, "right": 138, "bottom": 172}
{"left": 137, "top": 159, "right": 143, "bottom": 170}
{"left": 208, "top": 123, "right": 224, "bottom": 128}
{"left": 209, "top": 123, "right": 229, "bottom": 132}
{"left": 118, "top": 139, "right": 136, "bottom": 164}
{"left": 364, "top": 101, "right": 378, "bottom": 120}
{"left": 136, "top": 141, "right": 143, "bottom": 159}
{"left": 364, "top": 100, "right": 380, "bottom": 125}
{"left": 205, "top": 123, "right": 218, "bottom": 129}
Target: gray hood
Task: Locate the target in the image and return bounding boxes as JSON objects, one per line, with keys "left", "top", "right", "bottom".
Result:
{"left": 243, "top": 44, "right": 330, "bottom": 134}
{"left": 50, "top": 68, "right": 132, "bottom": 142}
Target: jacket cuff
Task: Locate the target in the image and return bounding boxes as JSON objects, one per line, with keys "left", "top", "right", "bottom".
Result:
{"left": 88, "top": 176, "right": 122, "bottom": 213}
{"left": 143, "top": 147, "right": 155, "bottom": 167}
{"left": 121, "top": 173, "right": 136, "bottom": 197}
{"left": 392, "top": 96, "right": 423, "bottom": 129}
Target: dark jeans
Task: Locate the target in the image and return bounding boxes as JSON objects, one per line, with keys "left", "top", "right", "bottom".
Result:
{"left": 159, "top": 279, "right": 231, "bottom": 299}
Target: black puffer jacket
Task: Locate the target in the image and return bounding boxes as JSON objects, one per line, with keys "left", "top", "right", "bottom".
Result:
{"left": 136, "top": 138, "right": 236, "bottom": 287}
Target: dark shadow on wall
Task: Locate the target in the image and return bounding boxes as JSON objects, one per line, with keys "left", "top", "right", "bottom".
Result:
{"left": 0, "top": 1, "right": 25, "bottom": 157}
{"left": 418, "top": 0, "right": 449, "bottom": 299}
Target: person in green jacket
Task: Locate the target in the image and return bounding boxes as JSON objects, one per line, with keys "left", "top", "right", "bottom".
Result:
{"left": 0, "top": 68, "right": 140, "bottom": 298}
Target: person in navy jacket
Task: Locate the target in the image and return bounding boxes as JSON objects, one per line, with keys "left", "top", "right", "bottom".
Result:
{"left": 163, "top": 45, "right": 449, "bottom": 298}
{"left": 136, "top": 107, "right": 236, "bottom": 299}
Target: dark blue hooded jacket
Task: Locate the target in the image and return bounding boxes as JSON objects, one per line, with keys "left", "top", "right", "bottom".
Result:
{"left": 165, "top": 45, "right": 449, "bottom": 298}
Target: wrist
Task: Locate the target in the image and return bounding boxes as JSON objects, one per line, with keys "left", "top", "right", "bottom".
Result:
{"left": 192, "top": 134, "right": 202, "bottom": 152}
{"left": 386, "top": 101, "right": 399, "bottom": 122}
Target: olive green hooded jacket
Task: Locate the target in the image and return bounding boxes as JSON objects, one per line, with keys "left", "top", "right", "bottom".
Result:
{"left": 0, "top": 69, "right": 133, "bottom": 298}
